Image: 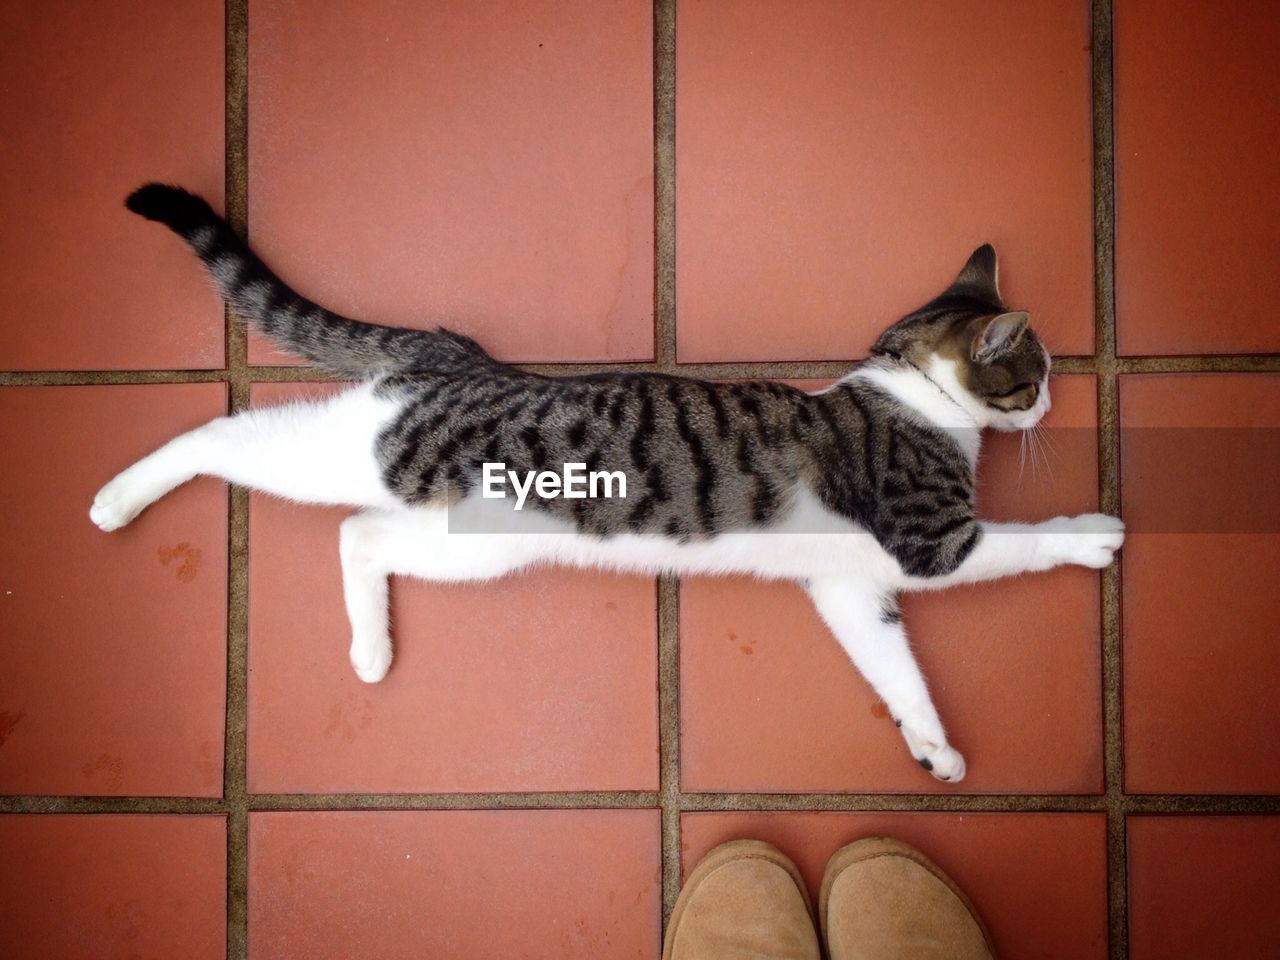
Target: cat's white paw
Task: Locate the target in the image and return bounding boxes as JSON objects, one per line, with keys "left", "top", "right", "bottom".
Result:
{"left": 898, "top": 723, "right": 966, "bottom": 782}
{"left": 349, "top": 640, "right": 392, "bottom": 684}
{"left": 1040, "top": 513, "right": 1125, "bottom": 570}
{"left": 90, "top": 471, "right": 160, "bottom": 531}
{"left": 916, "top": 743, "right": 966, "bottom": 783}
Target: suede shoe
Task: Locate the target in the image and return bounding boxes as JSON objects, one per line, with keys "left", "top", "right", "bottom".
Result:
{"left": 663, "top": 839, "right": 820, "bottom": 960}
{"left": 820, "top": 837, "right": 996, "bottom": 960}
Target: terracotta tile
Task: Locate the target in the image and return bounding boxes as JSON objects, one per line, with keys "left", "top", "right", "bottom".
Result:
{"left": 0, "top": 814, "right": 226, "bottom": 959}
{"left": 681, "top": 376, "right": 1102, "bottom": 793}
{"left": 245, "top": 383, "right": 657, "bottom": 792}
{"left": 0, "top": 386, "right": 228, "bottom": 796}
{"left": 676, "top": 0, "right": 1093, "bottom": 362}
{"left": 1129, "top": 816, "right": 1280, "bottom": 960}
{"left": 0, "top": 2, "right": 224, "bottom": 371}
{"left": 249, "top": 810, "right": 660, "bottom": 959}
{"left": 682, "top": 812, "right": 1107, "bottom": 960}
{"left": 247, "top": 0, "right": 653, "bottom": 366}
{"left": 1115, "top": 0, "right": 1280, "bottom": 355}
{"left": 1120, "top": 375, "right": 1280, "bottom": 793}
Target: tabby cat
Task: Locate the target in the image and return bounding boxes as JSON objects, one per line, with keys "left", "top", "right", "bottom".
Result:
{"left": 92, "top": 184, "right": 1124, "bottom": 782}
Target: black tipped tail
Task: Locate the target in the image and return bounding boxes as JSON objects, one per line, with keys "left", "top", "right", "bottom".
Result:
{"left": 123, "top": 182, "right": 499, "bottom": 378}
{"left": 125, "top": 183, "right": 217, "bottom": 236}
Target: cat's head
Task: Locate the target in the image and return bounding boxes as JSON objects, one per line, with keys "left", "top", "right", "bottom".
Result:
{"left": 871, "top": 245, "right": 1051, "bottom": 432}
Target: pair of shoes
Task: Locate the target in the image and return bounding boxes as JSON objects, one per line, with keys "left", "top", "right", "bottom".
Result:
{"left": 662, "top": 837, "right": 995, "bottom": 960}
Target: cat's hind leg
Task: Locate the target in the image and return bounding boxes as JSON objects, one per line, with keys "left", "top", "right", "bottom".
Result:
{"left": 90, "top": 382, "right": 402, "bottom": 531}
{"left": 338, "top": 508, "right": 533, "bottom": 682}
{"left": 807, "top": 576, "right": 966, "bottom": 783}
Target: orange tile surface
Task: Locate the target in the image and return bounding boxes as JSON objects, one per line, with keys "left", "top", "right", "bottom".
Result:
{"left": 681, "top": 375, "right": 1103, "bottom": 793}
{"left": 249, "top": 810, "right": 660, "bottom": 959}
{"left": 246, "top": 0, "right": 653, "bottom": 366}
{"left": 0, "top": 814, "right": 226, "bottom": 960}
{"left": 1128, "top": 816, "right": 1280, "bottom": 960}
{"left": 1115, "top": 0, "right": 1280, "bottom": 355}
{"left": 0, "top": 386, "right": 228, "bottom": 797}
{"left": 676, "top": 0, "right": 1094, "bottom": 362}
{"left": 245, "top": 384, "right": 658, "bottom": 793}
{"left": 681, "top": 812, "right": 1107, "bottom": 960}
{"left": 0, "top": 1, "right": 224, "bottom": 371}
{"left": 1120, "top": 375, "right": 1280, "bottom": 793}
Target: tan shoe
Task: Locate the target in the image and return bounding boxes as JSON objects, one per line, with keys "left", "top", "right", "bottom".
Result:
{"left": 663, "top": 839, "right": 821, "bottom": 960}
{"left": 820, "top": 837, "right": 996, "bottom": 960}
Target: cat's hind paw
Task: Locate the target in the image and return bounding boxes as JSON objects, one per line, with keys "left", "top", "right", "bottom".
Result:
{"left": 90, "top": 471, "right": 158, "bottom": 531}
{"left": 349, "top": 639, "right": 393, "bottom": 684}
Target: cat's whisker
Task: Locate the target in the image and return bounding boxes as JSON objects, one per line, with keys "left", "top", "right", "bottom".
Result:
{"left": 1037, "top": 422, "right": 1056, "bottom": 479}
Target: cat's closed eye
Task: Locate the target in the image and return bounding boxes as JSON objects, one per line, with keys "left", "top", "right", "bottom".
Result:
{"left": 992, "top": 382, "right": 1035, "bottom": 399}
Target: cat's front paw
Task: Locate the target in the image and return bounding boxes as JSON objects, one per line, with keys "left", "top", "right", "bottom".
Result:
{"left": 349, "top": 639, "right": 393, "bottom": 684}
{"left": 1039, "top": 513, "right": 1125, "bottom": 570}
{"left": 898, "top": 723, "right": 967, "bottom": 783}
{"left": 916, "top": 743, "right": 966, "bottom": 783}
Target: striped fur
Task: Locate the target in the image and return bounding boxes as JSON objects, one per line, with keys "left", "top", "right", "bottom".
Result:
{"left": 125, "top": 184, "right": 496, "bottom": 378}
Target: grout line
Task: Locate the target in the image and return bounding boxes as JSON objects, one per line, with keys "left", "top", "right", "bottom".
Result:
{"left": 682, "top": 793, "right": 1110, "bottom": 813}
{"left": 6, "top": 354, "right": 1280, "bottom": 390}
{"left": 7, "top": 791, "right": 1279, "bottom": 817}
{"left": 247, "top": 792, "right": 662, "bottom": 811}
{"left": 653, "top": 0, "right": 684, "bottom": 937}
{"left": 653, "top": 0, "right": 677, "bottom": 367}
{"left": 0, "top": 797, "right": 228, "bottom": 814}
{"left": 224, "top": 1, "right": 250, "bottom": 958}
{"left": 1091, "top": 2, "right": 1129, "bottom": 958}
{"left": 0, "top": 370, "right": 229, "bottom": 385}
{"left": 656, "top": 575, "right": 683, "bottom": 929}
{"left": 1113, "top": 355, "right": 1280, "bottom": 372}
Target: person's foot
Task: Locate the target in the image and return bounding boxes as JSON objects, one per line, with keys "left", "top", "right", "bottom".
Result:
{"left": 663, "top": 839, "right": 820, "bottom": 960}
{"left": 820, "top": 837, "right": 996, "bottom": 960}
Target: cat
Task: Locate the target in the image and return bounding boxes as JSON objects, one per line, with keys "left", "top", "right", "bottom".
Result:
{"left": 91, "top": 183, "right": 1124, "bottom": 783}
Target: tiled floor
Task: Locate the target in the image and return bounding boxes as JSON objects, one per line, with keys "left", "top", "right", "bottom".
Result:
{"left": 2, "top": 2, "right": 1278, "bottom": 959}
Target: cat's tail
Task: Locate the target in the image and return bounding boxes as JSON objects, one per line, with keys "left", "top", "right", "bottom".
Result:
{"left": 124, "top": 183, "right": 498, "bottom": 377}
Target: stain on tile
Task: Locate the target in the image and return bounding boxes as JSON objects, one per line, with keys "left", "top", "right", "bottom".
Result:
{"left": 104, "top": 899, "right": 147, "bottom": 943}
{"left": 0, "top": 709, "right": 24, "bottom": 748}
{"left": 322, "top": 696, "right": 375, "bottom": 743}
{"left": 81, "top": 753, "right": 126, "bottom": 792}
{"left": 158, "top": 542, "right": 202, "bottom": 582}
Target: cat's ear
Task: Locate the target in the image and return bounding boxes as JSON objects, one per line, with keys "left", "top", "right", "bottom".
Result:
{"left": 948, "top": 244, "right": 1001, "bottom": 303}
{"left": 971, "top": 311, "right": 1030, "bottom": 363}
